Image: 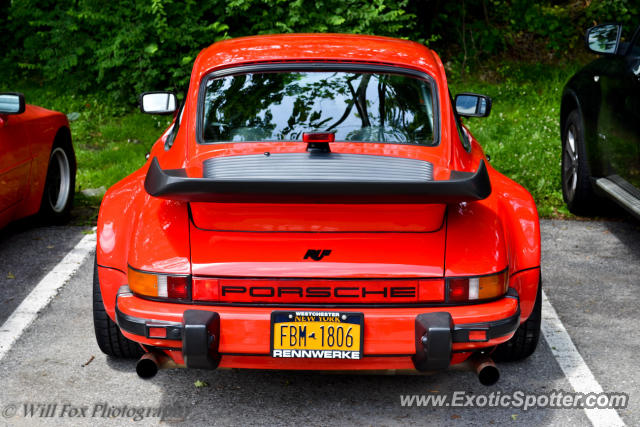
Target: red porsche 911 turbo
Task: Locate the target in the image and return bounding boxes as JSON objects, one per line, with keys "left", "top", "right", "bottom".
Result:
{"left": 0, "top": 93, "right": 76, "bottom": 228}
{"left": 94, "top": 34, "right": 541, "bottom": 384}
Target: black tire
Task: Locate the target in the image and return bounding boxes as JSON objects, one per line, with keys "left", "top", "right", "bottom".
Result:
{"left": 38, "top": 133, "right": 76, "bottom": 223}
{"left": 561, "top": 110, "right": 598, "bottom": 215}
{"left": 93, "top": 258, "right": 144, "bottom": 358}
{"left": 492, "top": 280, "right": 542, "bottom": 362}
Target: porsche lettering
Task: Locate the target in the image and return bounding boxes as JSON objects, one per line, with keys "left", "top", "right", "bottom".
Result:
{"left": 219, "top": 285, "right": 417, "bottom": 301}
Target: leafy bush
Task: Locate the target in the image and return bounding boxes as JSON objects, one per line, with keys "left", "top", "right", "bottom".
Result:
{"left": 3, "top": 0, "right": 414, "bottom": 102}
{"left": 6, "top": 1, "right": 232, "bottom": 102}
{"left": 3, "top": 0, "right": 638, "bottom": 104}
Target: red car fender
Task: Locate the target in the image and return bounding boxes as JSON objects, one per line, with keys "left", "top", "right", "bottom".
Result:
{"left": 127, "top": 195, "right": 191, "bottom": 274}
{"left": 444, "top": 186, "right": 509, "bottom": 278}
{"left": 445, "top": 162, "right": 540, "bottom": 322}
{"left": 24, "top": 106, "right": 70, "bottom": 204}
{"left": 494, "top": 168, "right": 541, "bottom": 321}
{"left": 97, "top": 168, "right": 146, "bottom": 319}
{"left": 4, "top": 105, "right": 71, "bottom": 221}
{"left": 97, "top": 164, "right": 192, "bottom": 319}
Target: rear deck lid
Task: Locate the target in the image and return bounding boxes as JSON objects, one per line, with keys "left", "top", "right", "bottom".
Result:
{"left": 189, "top": 224, "right": 446, "bottom": 278}
{"left": 190, "top": 202, "right": 446, "bottom": 233}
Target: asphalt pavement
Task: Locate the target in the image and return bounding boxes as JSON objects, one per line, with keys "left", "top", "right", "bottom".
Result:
{"left": 0, "top": 220, "right": 86, "bottom": 325}
{"left": 0, "top": 218, "right": 637, "bottom": 426}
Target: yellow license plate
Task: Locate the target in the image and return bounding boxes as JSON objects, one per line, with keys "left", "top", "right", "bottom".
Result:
{"left": 271, "top": 311, "right": 363, "bottom": 359}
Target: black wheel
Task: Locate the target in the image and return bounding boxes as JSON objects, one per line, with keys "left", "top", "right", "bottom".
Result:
{"left": 93, "top": 258, "right": 144, "bottom": 358}
{"left": 39, "top": 134, "right": 76, "bottom": 223}
{"left": 492, "top": 280, "right": 541, "bottom": 362}
{"left": 561, "top": 110, "right": 598, "bottom": 215}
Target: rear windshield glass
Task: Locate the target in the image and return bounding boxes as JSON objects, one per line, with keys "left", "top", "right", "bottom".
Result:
{"left": 201, "top": 71, "right": 436, "bottom": 145}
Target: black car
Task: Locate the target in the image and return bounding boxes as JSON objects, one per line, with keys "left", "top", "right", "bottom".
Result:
{"left": 560, "top": 23, "right": 640, "bottom": 218}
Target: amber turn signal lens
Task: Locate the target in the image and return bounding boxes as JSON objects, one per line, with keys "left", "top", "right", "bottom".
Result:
{"left": 478, "top": 270, "right": 509, "bottom": 300}
{"left": 128, "top": 267, "right": 159, "bottom": 297}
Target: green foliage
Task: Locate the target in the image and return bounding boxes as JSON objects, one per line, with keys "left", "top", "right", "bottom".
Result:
{"left": 2, "top": 0, "right": 413, "bottom": 102}
{"left": 225, "top": 0, "right": 413, "bottom": 35}
{"left": 4, "top": 0, "right": 638, "bottom": 102}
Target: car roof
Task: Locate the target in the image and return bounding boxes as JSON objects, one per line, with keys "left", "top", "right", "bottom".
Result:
{"left": 193, "top": 34, "right": 443, "bottom": 78}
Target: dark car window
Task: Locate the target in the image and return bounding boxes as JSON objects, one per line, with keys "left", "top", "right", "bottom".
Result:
{"left": 632, "top": 27, "right": 640, "bottom": 56}
{"left": 616, "top": 24, "right": 638, "bottom": 55}
{"left": 201, "top": 71, "right": 436, "bottom": 146}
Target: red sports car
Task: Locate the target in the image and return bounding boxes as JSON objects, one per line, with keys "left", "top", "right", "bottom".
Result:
{"left": 0, "top": 93, "right": 75, "bottom": 228}
{"left": 94, "top": 35, "right": 541, "bottom": 384}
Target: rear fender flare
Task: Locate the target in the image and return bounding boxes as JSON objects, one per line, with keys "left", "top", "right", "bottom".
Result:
{"left": 97, "top": 170, "right": 146, "bottom": 319}
{"left": 97, "top": 172, "right": 191, "bottom": 319}
{"left": 445, "top": 167, "right": 540, "bottom": 322}
{"left": 494, "top": 170, "right": 541, "bottom": 321}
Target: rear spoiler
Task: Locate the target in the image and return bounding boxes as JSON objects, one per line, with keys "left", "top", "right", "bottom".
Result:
{"left": 144, "top": 157, "right": 491, "bottom": 204}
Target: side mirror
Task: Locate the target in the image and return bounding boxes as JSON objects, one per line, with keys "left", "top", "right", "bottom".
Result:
{"left": 586, "top": 23, "right": 622, "bottom": 55}
{"left": 139, "top": 92, "right": 177, "bottom": 115}
{"left": 455, "top": 93, "right": 492, "bottom": 118}
{"left": 0, "top": 93, "right": 26, "bottom": 115}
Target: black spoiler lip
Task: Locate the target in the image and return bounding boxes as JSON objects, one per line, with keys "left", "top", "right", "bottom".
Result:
{"left": 144, "top": 157, "right": 491, "bottom": 204}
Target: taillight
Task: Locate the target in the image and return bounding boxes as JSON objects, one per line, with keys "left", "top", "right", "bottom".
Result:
{"left": 447, "top": 270, "right": 509, "bottom": 302}
{"left": 192, "top": 277, "right": 219, "bottom": 302}
{"left": 128, "top": 267, "right": 190, "bottom": 300}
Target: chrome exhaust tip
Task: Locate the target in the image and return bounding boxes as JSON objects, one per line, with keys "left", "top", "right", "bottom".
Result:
{"left": 471, "top": 353, "right": 500, "bottom": 386}
{"left": 136, "top": 352, "right": 160, "bottom": 379}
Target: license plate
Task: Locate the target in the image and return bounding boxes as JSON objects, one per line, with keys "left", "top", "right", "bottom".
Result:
{"left": 271, "top": 311, "right": 363, "bottom": 359}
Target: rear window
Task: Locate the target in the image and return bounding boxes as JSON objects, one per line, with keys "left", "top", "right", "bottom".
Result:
{"left": 201, "top": 70, "right": 437, "bottom": 146}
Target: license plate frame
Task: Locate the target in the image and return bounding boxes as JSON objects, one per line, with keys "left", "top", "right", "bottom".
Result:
{"left": 270, "top": 311, "right": 364, "bottom": 359}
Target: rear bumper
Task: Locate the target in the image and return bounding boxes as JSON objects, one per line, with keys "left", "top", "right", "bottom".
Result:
{"left": 115, "top": 287, "right": 520, "bottom": 371}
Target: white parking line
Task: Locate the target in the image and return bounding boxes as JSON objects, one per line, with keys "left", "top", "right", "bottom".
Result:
{"left": 0, "top": 231, "right": 96, "bottom": 362}
{"left": 541, "top": 289, "right": 626, "bottom": 427}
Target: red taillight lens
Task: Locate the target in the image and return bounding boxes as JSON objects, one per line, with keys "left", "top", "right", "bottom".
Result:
{"left": 192, "top": 278, "right": 220, "bottom": 302}
{"left": 167, "top": 276, "right": 189, "bottom": 299}
{"left": 418, "top": 279, "right": 446, "bottom": 302}
{"left": 448, "top": 278, "right": 470, "bottom": 302}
